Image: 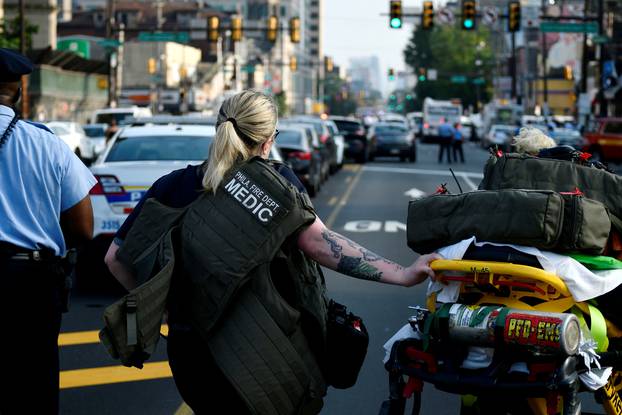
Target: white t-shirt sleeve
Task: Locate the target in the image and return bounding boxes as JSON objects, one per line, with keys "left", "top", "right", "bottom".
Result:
{"left": 60, "top": 145, "right": 97, "bottom": 212}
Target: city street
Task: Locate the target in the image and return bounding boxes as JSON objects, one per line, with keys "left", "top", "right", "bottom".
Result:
{"left": 58, "top": 142, "right": 487, "bottom": 415}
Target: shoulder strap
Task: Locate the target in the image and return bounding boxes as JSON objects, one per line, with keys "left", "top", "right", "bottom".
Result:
{"left": 0, "top": 113, "right": 19, "bottom": 151}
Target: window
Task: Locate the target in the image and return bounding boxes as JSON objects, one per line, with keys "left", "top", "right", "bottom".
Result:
{"left": 276, "top": 130, "right": 303, "bottom": 147}
{"left": 604, "top": 122, "right": 622, "bottom": 134}
{"left": 106, "top": 135, "right": 213, "bottom": 162}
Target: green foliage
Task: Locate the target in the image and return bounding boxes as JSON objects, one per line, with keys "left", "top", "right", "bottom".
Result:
{"left": 403, "top": 24, "right": 494, "bottom": 110}
{"left": 274, "top": 91, "right": 289, "bottom": 117}
{"left": 0, "top": 17, "right": 38, "bottom": 49}
{"left": 324, "top": 73, "right": 357, "bottom": 116}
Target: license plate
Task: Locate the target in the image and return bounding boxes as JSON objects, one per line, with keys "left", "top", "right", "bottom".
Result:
{"left": 101, "top": 219, "right": 122, "bottom": 232}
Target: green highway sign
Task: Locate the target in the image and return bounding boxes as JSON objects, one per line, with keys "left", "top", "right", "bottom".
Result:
{"left": 472, "top": 77, "right": 486, "bottom": 85}
{"left": 540, "top": 22, "right": 598, "bottom": 33}
{"left": 241, "top": 65, "right": 256, "bottom": 73}
{"left": 450, "top": 75, "right": 467, "bottom": 84}
{"left": 57, "top": 39, "right": 90, "bottom": 58}
{"left": 138, "top": 31, "right": 190, "bottom": 43}
{"left": 98, "top": 39, "right": 121, "bottom": 48}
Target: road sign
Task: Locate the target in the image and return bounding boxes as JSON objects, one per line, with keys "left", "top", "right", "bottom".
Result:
{"left": 57, "top": 39, "right": 91, "bottom": 59}
{"left": 451, "top": 75, "right": 467, "bottom": 84}
{"left": 437, "top": 8, "right": 455, "bottom": 25}
{"left": 593, "top": 35, "right": 610, "bottom": 44}
{"left": 241, "top": 65, "right": 256, "bottom": 74}
{"left": 138, "top": 31, "right": 190, "bottom": 43}
{"left": 472, "top": 77, "right": 486, "bottom": 85}
{"left": 98, "top": 39, "right": 121, "bottom": 49}
{"left": 427, "top": 69, "right": 438, "bottom": 81}
{"left": 482, "top": 6, "right": 498, "bottom": 26}
{"left": 540, "top": 22, "right": 598, "bottom": 33}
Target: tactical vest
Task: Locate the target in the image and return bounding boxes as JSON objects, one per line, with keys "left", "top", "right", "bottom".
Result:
{"left": 100, "top": 157, "right": 329, "bottom": 415}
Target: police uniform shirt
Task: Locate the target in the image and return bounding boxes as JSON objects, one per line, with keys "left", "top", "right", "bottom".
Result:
{"left": 0, "top": 105, "right": 97, "bottom": 256}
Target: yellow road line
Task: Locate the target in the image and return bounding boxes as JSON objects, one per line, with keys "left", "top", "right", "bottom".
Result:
{"left": 175, "top": 403, "right": 194, "bottom": 415}
{"left": 58, "top": 325, "right": 169, "bottom": 347}
{"left": 60, "top": 361, "right": 172, "bottom": 389}
{"left": 325, "top": 165, "right": 363, "bottom": 228}
{"left": 327, "top": 196, "right": 338, "bottom": 206}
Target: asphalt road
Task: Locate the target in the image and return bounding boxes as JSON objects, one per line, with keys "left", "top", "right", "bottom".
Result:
{"left": 59, "top": 142, "right": 609, "bottom": 414}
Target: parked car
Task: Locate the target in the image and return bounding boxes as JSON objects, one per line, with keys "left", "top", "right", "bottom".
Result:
{"left": 368, "top": 123, "right": 416, "bottom": 162}
{"left": 406, "top": 111, "right": 423, "bottom": 135}
{"left": 584, "top": 118, "right": 622, "bottom": 162}
{"left": 83, "top": 123, "right": 108, "bottom": 158}
{"left": 550, "top": 128, "right": 588, "bottom": 151}
{"left": 329, "top": 116, "right": 371, "bottom": 163}
{"left": 483, "top": 124, "right": 518, "bottom": 152}
{"left": 280, "top": 120, "right": 330, "bottom": 182}
{"left": 323, "top": 119, "right": 345, "bottom": 171}
{"left": 91, "top": 106, "right": 152, "bottom": 125}
{"left": 275, "top": 126, "right": 323, "bottom": 196}
{"left": 46, "top": 121, "right": 95, "bottom": 161}
{"left": 288, "top": 116, "right": 339, "bottom": 175}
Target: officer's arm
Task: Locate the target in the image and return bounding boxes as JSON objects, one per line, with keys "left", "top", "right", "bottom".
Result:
{"left": 297, "top": 217, "right": 441, "bottom": 287}
{"left": 60, "top": 195, "right": 94, "bottom": 247}
{"left": 104, "top": 241, "right": 137, "bottom": 291}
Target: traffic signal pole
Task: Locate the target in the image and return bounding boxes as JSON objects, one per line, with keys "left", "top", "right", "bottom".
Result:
{"left": 511, "top": 31, "right": 518, "bottom": 103}
{"left": 541, "top": 0, "right": 549, "bottom": 115}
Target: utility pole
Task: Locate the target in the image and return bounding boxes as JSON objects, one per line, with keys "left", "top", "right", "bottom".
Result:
{"left": 114, "top": 23, "right": 125, "bottom": 107}
{"left": 540, "top": 0, "right": 549, "bottom": 116}
{"left": 580, "top": 0, "right": 589, "bottom": 94}
{"left": 106, "top": 0, "right": 116, "bottom": 107}
{"left": 510, "top": 31, "right": 517, "bottom": 103}
{"left": 19, "top": 0, "right": 29, "bottom": 118}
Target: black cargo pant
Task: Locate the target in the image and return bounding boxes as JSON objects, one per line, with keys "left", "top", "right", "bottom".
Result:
{"left": 438, "top": 137, "right": 453, "bottom": 163}
{"left": 0, "top": 259, "right": 63, "bottom": 415}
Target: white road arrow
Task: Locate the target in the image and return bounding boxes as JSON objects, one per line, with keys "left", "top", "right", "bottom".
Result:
{"left": 404, "top": 188, "right": 427, "bottom": 199}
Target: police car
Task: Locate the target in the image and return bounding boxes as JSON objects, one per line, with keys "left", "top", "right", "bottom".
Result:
{"left": 89, "top": 123, "right": 216, "bottom": 239}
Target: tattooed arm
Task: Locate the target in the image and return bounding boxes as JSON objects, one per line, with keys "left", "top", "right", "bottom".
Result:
{"left": 297, "top": 217, "right": 442, "bottom": 287}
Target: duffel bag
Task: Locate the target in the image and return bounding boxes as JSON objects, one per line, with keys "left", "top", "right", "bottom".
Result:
{"left": 479, "top": 153, "right": 622, "bottom": 230}
{"left": 407, "top": 189, "right": 610, "bottom": 254}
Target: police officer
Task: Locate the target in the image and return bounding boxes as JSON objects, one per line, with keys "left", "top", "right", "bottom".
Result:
{"left": 0, "top": 48, "right": 97, "bottom": 414}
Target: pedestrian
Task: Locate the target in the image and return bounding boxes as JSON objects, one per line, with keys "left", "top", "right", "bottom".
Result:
{"left": 105, "top": 118, "right": 118, "bottom": 143}
{"left": 104, "top": 90, "right": 441, "bottom": 415}
{"left": 0, "top": 48, "right": 96, "bottom": 414}
{"left": 437, "top": 117, "right": 454, "bottom": 163}
{"left": 452, "top": 122, "right": 465, "bottom": 163}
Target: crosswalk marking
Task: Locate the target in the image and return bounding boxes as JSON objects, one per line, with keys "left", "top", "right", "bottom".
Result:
{"left": 60, "top": 361, "right": 172, "bottom": 389}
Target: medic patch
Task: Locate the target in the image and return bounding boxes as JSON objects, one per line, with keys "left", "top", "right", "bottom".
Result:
{"left": 223, "top": 170, "right": 280, "bottom": 224}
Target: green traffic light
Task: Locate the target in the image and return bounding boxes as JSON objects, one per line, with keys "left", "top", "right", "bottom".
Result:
{"left": 390, "top": 17, "right": 402, "bottom": 28}
{"left": 406, "top": 94, "right": 412, "bottom": 100}
{"left": 463, "top": 19, "right": 474, "bottom": 29}
{"left": 418, "top": 75, "right": 426, "bottom": 81}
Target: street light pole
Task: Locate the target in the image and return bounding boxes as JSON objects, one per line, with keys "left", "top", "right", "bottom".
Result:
{"left": 19, "top": 0, "right": 29, "bottom": 118}
{"left": 541, "top": 0, "right": 549, "bottom": 116}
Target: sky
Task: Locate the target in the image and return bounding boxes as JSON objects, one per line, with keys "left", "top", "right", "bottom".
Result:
{"left": 322, "top": 0, "right": 415, "bottom": 89}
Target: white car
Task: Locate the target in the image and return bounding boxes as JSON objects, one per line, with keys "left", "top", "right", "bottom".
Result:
{"left": 47, "top": 121, "right": 95, "bottom": 160}
{"left": 82, "top": 123, "right": 108, "bottom": 157}
{"left": 89, "top": 123, "right": 283, "bottom": 240}
{"left": 89, "top": 124, "right": 215, "bottom": 239}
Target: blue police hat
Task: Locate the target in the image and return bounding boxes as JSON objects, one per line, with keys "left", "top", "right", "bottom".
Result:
{"left": 0, "top": 48, "right": 34, "bottom": 82}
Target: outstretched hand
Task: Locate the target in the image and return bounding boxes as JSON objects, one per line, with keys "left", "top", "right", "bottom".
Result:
{"left": 401, "top": 253, "right": 444, "bottom": 287}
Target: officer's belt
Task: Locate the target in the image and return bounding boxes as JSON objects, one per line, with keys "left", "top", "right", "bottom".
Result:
{"left": 0, "top": 242, "right": 58, "bottom": 262}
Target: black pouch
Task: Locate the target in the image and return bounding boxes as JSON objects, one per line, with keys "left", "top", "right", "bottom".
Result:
{"left": 324, "top": 300, "right": 369, "bottom": 389}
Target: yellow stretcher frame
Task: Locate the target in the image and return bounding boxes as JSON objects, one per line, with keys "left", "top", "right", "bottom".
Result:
{"left": 425, "top": 259, "right": 622, "bottom": 415}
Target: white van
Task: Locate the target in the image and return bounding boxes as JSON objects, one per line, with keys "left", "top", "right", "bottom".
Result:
{"left": 91, "top": 106, "right": 152, "bottom": 125}
{"left": 421, "top": 98, "right": 462, "bottom": 143}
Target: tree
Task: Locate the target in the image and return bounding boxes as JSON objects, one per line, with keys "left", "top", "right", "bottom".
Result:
{"left": 403, "top": 24, "right": 494, "bottom": 110}
{"left": 274, "top": 91, "right": 289, "bottom": 117}
{"left": 324, "top": 73, "right": 357, "bottom": 116}
{"left": 0, "top": 17, "right": 38, "bottom": 49}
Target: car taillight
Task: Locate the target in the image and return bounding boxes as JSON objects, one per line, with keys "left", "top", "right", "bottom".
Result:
{"left": 290, "top": 151, "right": 312, "bottom": 160}
{"left": 90, "top": 175, "right": 126, "bottom": 195}
{"left": 423, "top": 123, "right": 430, "bottom": 129}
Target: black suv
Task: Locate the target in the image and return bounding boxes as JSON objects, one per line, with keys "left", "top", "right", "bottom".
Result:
{"left": 329, "top": 116, "right": 370, "bottom": 163}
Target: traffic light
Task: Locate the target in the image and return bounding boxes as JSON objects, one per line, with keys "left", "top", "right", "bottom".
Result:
{"left": 563, "top": 65, "right": 573, "bottom": 80}
{"left": 389, "top": 1, "right": 402, "bottom": 29}
{"left": 461, "top": 0, "right": 476, "bottom": 31}
{"left": 388, "top": 68, "right": 395, "bottom": 81}
{"left": 508, "top": 1, "right": 521, "bottom": 32}
{"left": 231, "top": 16, "right": 242, "bottom": 42}
{"left": 422, "top": 1, "right": 434, "bottom": 30}
{"left": 266, "top": 15, "right": 278, "bottom": 42}
{"left": 207, "top": 15, "right": 220, "bottom": 42}
{"left": 289, "top": 56, "right": 297, "bottom": 72}
{"left": 418, "top": 68, "right": 427, "bottom": 82}
{"left": 147, "top": 58, "right": 156, "bottom": 74}
{"left": 324, "top": 56, "right": 334, "bottom": 73}
{"left": 289, "top": 17, "right": 301, "bottom": 43}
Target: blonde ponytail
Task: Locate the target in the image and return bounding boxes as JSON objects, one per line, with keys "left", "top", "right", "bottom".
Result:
{"left": 203, "top": 90, "right": 277, "bottom": 192}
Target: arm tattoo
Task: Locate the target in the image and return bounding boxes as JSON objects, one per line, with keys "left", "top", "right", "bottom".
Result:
{"left": 321, "top": 230, "right": 384, "bottom": 281}
{"left": 321, "top": 230, "right": 343, "bottom": 258}
{"left": 337, "top": 256, "right": 383, "bottom": 281}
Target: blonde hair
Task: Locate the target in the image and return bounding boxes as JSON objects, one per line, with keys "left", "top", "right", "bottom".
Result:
{"left": 203, "top": 90, "right": 277, "bottom": 192}
{"left": 512, "top": 127, "right": 556, "bottom": 155}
